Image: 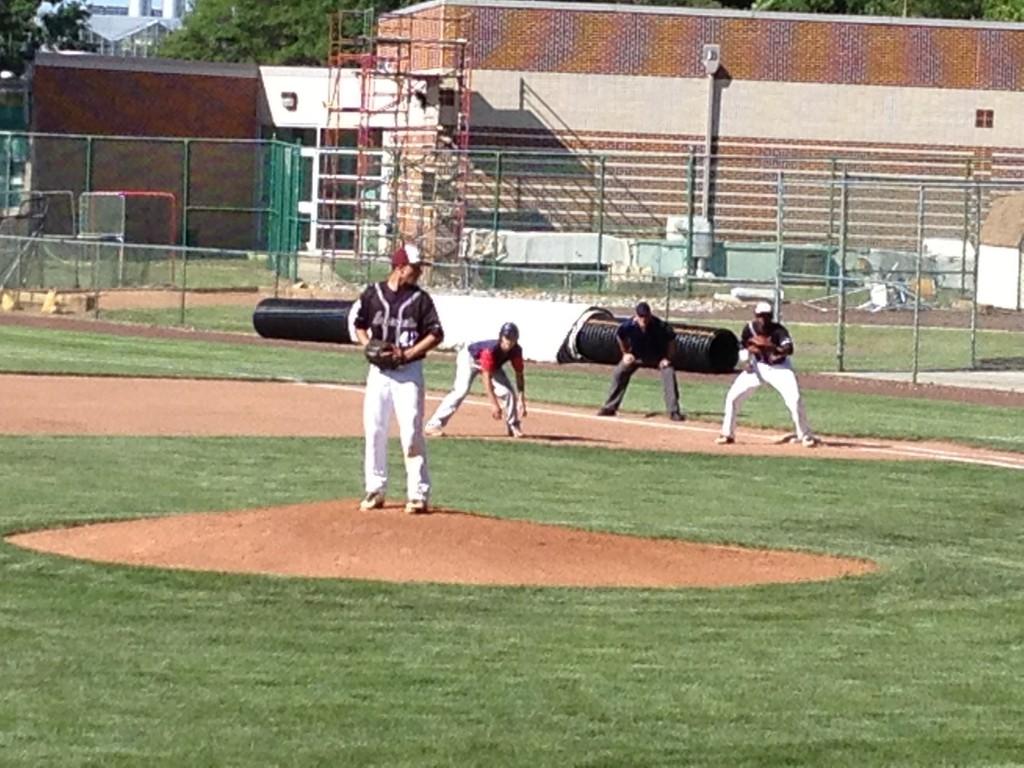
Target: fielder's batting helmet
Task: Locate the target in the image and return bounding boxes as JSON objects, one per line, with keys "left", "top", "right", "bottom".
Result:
{"left": 500, "top": 321, "right": 519, "bottom": 340}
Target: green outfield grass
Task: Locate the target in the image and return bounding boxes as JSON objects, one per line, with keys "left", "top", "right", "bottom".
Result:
{"left": 34, "top": 253, "right": 278, "bottom": 293}
{"left": 98, "top": 300, "right": 1019, "bottom": 376}
{"left": 1, "top": 324, "right": 1020, "bottom": 452}
{"left": 102, "top": 305, "right": 259, "bottom": 333}
{"left": 0, "top": 435, "right": 1022, "bottom": 766}
{"left": 675, "top": 318, "right": 1022, "bottom": 374}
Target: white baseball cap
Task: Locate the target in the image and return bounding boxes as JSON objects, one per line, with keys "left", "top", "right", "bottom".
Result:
{"left": 754, "top": 301, "right": 773, "bottom": 315}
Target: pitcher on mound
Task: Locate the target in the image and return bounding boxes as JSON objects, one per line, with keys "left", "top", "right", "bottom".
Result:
{"left": 354, "top": 243, "right": 444, "bottom": 514}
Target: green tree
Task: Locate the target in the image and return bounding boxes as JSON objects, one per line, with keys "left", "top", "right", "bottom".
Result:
{"left": 983, "top": 0, "right": 1024, "bottom": 19}
{"left": 158, "top": 0, "right": 401, "bottom": 65}
{"left": 1, "top": 0, "right": 92, "bottom": 75}
{"left": 751, "top": 0, "right": 1001, "bottom": 16}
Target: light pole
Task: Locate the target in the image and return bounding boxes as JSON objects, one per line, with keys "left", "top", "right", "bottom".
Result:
{"left": 700, "top": 44, "right": 720, "bottom": 222}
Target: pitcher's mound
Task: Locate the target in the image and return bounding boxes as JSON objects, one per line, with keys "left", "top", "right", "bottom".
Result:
{"left": 7, "top": 500, "right": 876, "bottom": 588}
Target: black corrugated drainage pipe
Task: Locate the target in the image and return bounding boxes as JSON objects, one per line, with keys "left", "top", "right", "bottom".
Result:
{"left": 252, "top": 299, "right": 738, "bottom": 373}
{"left": 252, "top": 298, "right": 353, "bottom": 344}
{"left": 574, "top": 316, "right": 739, "bottom": 373}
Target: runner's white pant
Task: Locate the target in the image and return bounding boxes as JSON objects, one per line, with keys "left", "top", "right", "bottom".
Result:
{"left": 721, "top": 359, "right": 813, "bottom": 440}
{"left": 364, "top": 360, "right": 430, "bottom": 502}
{"left": 427, "top": 346, "right": 519, "bottom": 431}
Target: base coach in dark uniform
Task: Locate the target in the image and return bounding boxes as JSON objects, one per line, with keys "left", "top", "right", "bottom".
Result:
{"left": 597, "top": 302, "right": 685, "bottom": 421}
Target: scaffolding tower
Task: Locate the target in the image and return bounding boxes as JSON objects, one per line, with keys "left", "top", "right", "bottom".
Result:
{"left": 323, "top": 6, "right": 472, "bottom": 264}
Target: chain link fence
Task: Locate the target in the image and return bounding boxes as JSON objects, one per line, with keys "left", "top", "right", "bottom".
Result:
{"left": 4, "top": 138, "right": 1021, "bottom": 379}
{"left": 0, "top": 233, "right": 297, "bottom": 326}
{"left": 1, "top": 131, "right": 303, "bottom": 252}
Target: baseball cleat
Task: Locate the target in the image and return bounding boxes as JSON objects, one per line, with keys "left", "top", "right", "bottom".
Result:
{"left": 507, "top": 425, "right": 524, "bottom": 438}
{"left": 404, "top": 499, "right": 428, "bottom": 515}
{"left": 359, "top": 490, "right": 385, "bottom": 511}
{"left": 424, "top": 425, "right": 445, "bottom": 437}
{"left": 801, "top": 435, "right": 820, "bottom": 448}
{"left": 669, "top": 411, "right": 686, "bottom": 422}
{"left": 596, "top": 407, "right": 616, "bottom": 417}
{"left": 715, "top": 435, "right": 735, "bottom": 445}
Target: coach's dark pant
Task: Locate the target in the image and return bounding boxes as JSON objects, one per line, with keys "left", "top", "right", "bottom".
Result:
{"left": 601, "top": 361, "right": 681, "bottom": 415}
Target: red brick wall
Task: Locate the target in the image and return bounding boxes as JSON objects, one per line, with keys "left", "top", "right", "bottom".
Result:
{"left": 397, "top": 4, "right": 1024, "bottom": 91}
{"left": 32, "top": 65, "right": 260, "bottom": 138}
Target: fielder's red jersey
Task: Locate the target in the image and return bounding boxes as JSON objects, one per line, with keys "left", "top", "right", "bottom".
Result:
{"left": 468, "top": 339, "right": 524, "bottom": 374}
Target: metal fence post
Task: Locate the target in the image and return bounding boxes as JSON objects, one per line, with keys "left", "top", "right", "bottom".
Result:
{"left": 491, "top": 151, "right": 502, "bottom": 263}
{"left": 826, "top": 158, "right": 837, "bottom": 296}
{"left": 180, "top": 139, "right": 190, "bottom": 247}
{"left": 664, "top": 277, "right": 672, "bottom": 322}
{"left": 85, "top": 136, "right": 93, "bottom": 194}
{"left": 171, "top": 138, "right": 191, "bottom": 287}
{"left": 774, "top": 170, "right": 784, "bottom": 322}
{"left": 969, "top": 180, "right": 982, "bottom": 369}
{"left": 960, "top": 159, "right": 972, "bottom": 297}
{"left": 912, "top": 185, "right": 925, "bottom": 384}
{"left": 267, "top": 142, "right": 279, "bottom": 253}
{"left": 836, "top": 171, "right": 849, "bottom": 372}
{"left": 179, "top": 249, "right": 188, "bottom": 326}
{"left": 92, "top": 242, "right": 100, "bottom": 319}
{"left": 1018, "top": 244, "right": 1023, "bottom": 312}
{"left": 1, "top": 135, "right": 9, "bottom": 209}
{"left": 290, "top": 141, "right": 302, "bottom": 253}
{"left": 596, "top": 156, "right": 606, "bottom": 292}
{"left": 686, "top": 148, "right": 695, "bottom": 275}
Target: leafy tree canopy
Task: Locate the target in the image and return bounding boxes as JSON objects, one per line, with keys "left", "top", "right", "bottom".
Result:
{"left": 0, "top": 0, "right": 92, "bottom": 76}
{"left": 750, "top": 0, "right": 1023, "bottom": 18}
{"left": 158, "top": 0, "right": 402, "bottom": 65}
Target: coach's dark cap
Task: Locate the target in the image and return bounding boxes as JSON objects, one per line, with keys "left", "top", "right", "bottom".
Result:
{"left": 635, "top": 301, "right": 652, "bottom": 318}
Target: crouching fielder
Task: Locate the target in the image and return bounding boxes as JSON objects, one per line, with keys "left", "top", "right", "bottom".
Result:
{"left": 717, "top": 302, "right": 818, "bottom": 447}
{"left": 426, "top": 322, "right": 527, "bottom": 438}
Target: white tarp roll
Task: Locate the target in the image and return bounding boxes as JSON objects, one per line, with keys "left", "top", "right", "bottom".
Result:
{"left": 432, "top": 294, "right": 608, "bottom": 362}
{"left": 347, "top": 294, "right": 608, "bottom": 363}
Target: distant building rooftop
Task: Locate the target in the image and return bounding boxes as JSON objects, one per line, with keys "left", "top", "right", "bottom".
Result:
{"left": 87, "top": 15, "right": 182, "bottom": 42}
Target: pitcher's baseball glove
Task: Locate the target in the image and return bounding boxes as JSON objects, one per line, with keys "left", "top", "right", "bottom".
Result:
{"left": 364, "top": 339, "right": 401, "bottom": 370}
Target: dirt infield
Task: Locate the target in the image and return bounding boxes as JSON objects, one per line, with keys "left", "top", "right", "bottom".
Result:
{"left": 4, "top": 373, "right": 1023, "bottom": 587}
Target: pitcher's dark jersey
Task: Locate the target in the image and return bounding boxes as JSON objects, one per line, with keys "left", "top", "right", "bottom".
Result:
{"left": 354, "top": 282, "right": 444, "bottom": 349}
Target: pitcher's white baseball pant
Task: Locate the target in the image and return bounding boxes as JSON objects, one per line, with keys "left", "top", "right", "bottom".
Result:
{"left": 721, "top": 359, "right": 813, "bottom": 440}
{"left": 427, "top": 346, "right": 519, "bottom": 431}
{"left": 364, "top": 360, "right": 430, "bottom": 503}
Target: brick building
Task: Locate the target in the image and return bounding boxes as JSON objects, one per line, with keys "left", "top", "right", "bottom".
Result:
{"left": 388, "top": 0, "right": 1024, "bottom": 247}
